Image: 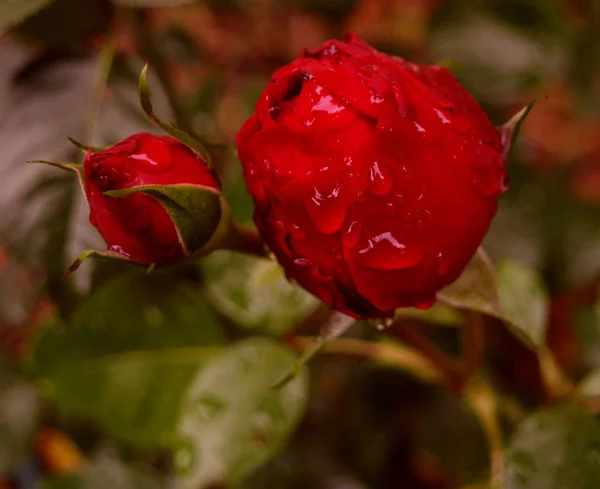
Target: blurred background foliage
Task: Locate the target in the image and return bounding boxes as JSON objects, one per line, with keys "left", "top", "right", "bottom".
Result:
{"left": 0, "top": 0, "right": 600, "bottom": 488}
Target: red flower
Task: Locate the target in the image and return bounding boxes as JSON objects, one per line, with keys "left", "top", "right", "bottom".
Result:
{"left": 236, "top": 34, "right": 508, "bottom": 319}
{"left": 83, "top": 132, "right": 222, "bottom": 266}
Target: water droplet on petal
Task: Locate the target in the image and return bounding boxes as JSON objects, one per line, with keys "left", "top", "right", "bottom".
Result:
{"left": 305, "top": 185, "right": 346, "bottom": 234}
{"left": 357, "top": 192, "right": 366, "bottom": 204}
{"left": 386, "top": 202, "right": 396, "bottom": 216}
{"left": 294, "top": 257, "right": 313, "bottom": 268}
{"left": 436, "top": 251, "right": 450, "bottom": 275}
{"left": 342, "top": 220, "right": 362, "bottom": 249}
{"left": 108, "top": 244, "right": 130, "bottom": 257}
{"left": 129, "top": 138, "right": 172, "bottom": 173}
{"left": 290, "top": 223, "right": 306, "bottom": 242}
{"left": 368, "top": 161, "right": 393, "bottom": 196}
{"left": 356, "top": 232, "right": 423, "bottom": 271}
{"left": 414, "top": 297, "right": 436, "bottom": 310}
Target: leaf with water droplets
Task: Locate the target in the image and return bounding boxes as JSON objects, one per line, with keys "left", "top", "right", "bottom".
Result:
{"left": 202, "top": 251, "right": 319, "bottom": 336}
{"left": 505, "top": 404, "right": 600, "bottom": 489}
{"left": 30, "top": 271, "right": 225, "bottom": 448}
{"left": 176, "top": 338, "right": 308, "bottom": 488}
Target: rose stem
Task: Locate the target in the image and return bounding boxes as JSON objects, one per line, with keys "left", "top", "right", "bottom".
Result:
{"left": 389, "top": 320, "right": 464, "bottom": 393}
{"left": 461, "top": 311, "right": 486, "bottom": 381}
{"left": 224, "top": 224, "right": 267, "bottom": 258}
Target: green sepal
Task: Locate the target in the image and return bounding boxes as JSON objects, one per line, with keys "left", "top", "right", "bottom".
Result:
{"left": 104, "top": 184, "right": 222, "bottom": 256}
{"left": 27, "top": 160, "right": 83, "bottom": 175}
{"left": 67, "top": 137, "right": 105, "bottom": 154}
{"left": 498, "top": 100, "right": 536, "bottom": 164}
{"left": 138, "top": 64, "right": 213, "bottom": 166}
{"left": 64, "top": 249, "right": 142, "bottom": 277}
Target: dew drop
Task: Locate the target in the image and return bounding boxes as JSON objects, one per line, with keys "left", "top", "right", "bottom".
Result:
{"left": 434, "top": 108, "right": 451, "bottom": 124}
{"left": 357, "top": 192, "right": 366, "bottom": 204}
{"left": 356, "top": 232, "right": 423, "bottom": 271}
{"left": 305, "top": 184, "right": 346, "bottom": 234}
{"left": 129, "top": 138, "right": 172, "bottom": 173}
{"left": 341, "top": 220, "right": 362, "bottom": 249}
{"left": 424, "top": 209, "right": 434, "bottom": 222}
{"left": 368, "top": 161, "right": 393, "bottom": 196}
{"left": 395, "top": 192, "right": 406, "bottom": 203}
{"left": 436, "top": 251, "right": 450, "bottom": 275}
{"left": 414, "top": 297, "right": 436, "bottom": 310}
{"left": 290, "top": 223, "right": 306, "bottom": 242}
{"left": 108, "top": 244, "right": 130, "bottom": 257}
{"left": 294, "top": 257, "right": 313, "bottom": 268}
{"left": 386, "top": 202, "right": 396, "bottom": 216}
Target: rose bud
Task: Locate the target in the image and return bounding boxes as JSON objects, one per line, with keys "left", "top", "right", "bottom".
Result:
{"left": 237, "top": 34, "right": 529, "bottom": 319}
{"left": 32, "top": 132, "right": 224, "bottom": 272}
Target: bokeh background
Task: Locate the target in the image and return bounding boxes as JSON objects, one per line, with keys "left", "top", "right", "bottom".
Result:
{"left": 1, "top": 0, "right": 600, "bottom": 488}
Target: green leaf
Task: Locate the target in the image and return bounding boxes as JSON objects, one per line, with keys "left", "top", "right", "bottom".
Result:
{"left": 105, "top": 184, "right": 222, "bottom": 256}
{"left": 496, "top": 259, "right": 549, "bottom": 348}
{"left": 175, "top": 338, "right": 308, "bottom": 488}
{"left": 202, "top": 251, "right": 319, "bottom": 336}
{"left": 505, "top": 404, "right": 600, "bottom": 489}
{"left": 437, "top": 248, "right": 501, "bottom": 320}
{"left": 0, "top": 0, "right": 55, "bottom": 34}
{"left": 31, "top": 271, "right": 225, "bottom": 447}
{"left": 438, "top": 251, "right": 549, "bottom": 349}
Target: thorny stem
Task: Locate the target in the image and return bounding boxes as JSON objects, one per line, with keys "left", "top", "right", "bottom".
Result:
{"left": 130, "top": 9, "right": 196, "bottom": 138}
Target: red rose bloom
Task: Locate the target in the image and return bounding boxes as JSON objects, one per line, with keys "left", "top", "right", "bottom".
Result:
{"left": 236, "top": 34, "right": 507, "bottom": 319}
{"left": 84, "top": 132, "right": 221, "bottom": 266}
